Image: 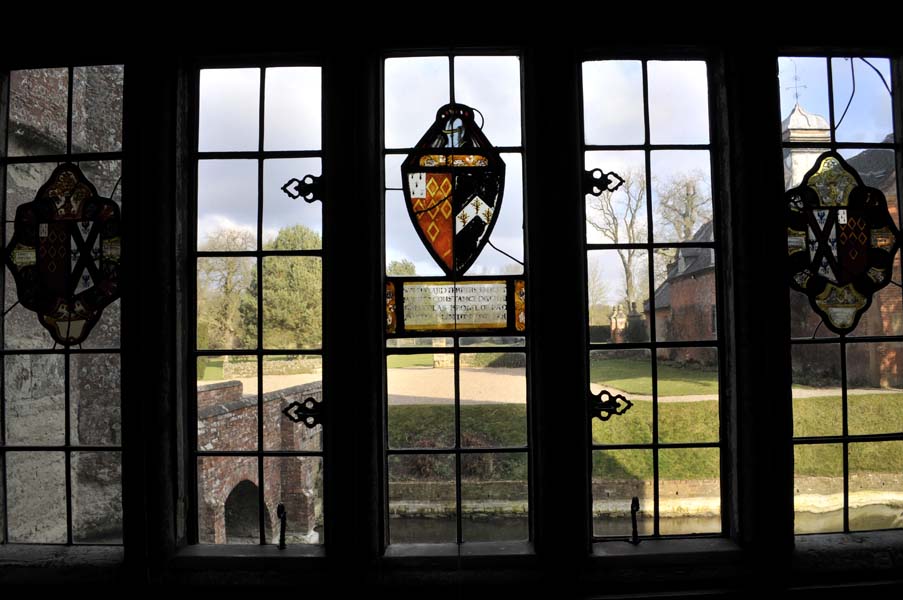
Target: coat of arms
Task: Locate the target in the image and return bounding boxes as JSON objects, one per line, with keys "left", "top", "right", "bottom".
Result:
{"left": 401, "top": 104, "right": 505, "bottom": 276}
{"left": 5, "top": 163, "right": 121, "bottom": 345}
{"left": 787, "top": 152, "right": 899, "bottom": 333}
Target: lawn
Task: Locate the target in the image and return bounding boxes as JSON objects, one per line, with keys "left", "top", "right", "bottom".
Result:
{"left": 387, "top": 392, "right": 903, "bottom": 482}
{"left": 590, "top": 357, "right": 719, "bottom": 396}
{"left": 197, "top": 357, "right": 224, "bottom": 381}
{"left": 386, "top": 354, "right": 435, "bottom": 369}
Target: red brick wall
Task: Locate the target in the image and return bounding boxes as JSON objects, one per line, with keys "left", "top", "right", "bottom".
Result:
{"left": 196, "top": 381, "right": 323, "bottom": 543}
{"left": 656, "top": 270, "right": 717, "bottom": 366}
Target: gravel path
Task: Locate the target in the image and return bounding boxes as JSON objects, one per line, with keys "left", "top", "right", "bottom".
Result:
{"left": 200, "top": 369, "right": 903, "bottom": 405}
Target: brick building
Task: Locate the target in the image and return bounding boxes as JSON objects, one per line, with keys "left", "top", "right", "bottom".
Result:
{"left": 646, "top": 222, "right": 717, "bottom": 365}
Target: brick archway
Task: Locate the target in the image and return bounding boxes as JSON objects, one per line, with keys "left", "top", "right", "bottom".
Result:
{"left": 224, "top": 480, "right": 272, "bottom": 544}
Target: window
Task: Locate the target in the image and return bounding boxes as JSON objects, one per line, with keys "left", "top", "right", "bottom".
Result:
{"left": 382, "top": 54, "right": 529, "bottom": 545}
{"left": 1, "top": 65, "right": 124, "bottom": 545}
{"left": 2, "top": 43, "right": 903, "bottom": 592}
{"left": 581, "top": 58, "right": 724, "bottom": 538}
{"left": 192, "top": 64, "right": 324, "bottom": 545}
{"left": 778, "top": 55, "right": 903, "bottom": 535}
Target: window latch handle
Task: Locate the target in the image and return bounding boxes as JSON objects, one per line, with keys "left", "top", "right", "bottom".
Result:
{"left": 630, "top": 496, "right": 641, "bottom": 545}
{"left": 277, "top": 503, "right": 287, "bottom": 550}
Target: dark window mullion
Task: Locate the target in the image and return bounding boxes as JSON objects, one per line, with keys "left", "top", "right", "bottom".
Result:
{"left": 64, "top": 65, "right": 74, "bottom": 545}
{"left": 1, "top": 69, "right": 9, "bottom": 545}
{"left": 64, "top": 354, "right": 73, "bottom": 544}
{"left": 188, "top": 66, "right": 202, "bottom": 545}
{"left": 196, "top": 348, "right": 324, "bottom": 357}
{"left": 453, "top": 347, "right": 462, "bottom": 544}
{"left": 66, "top": 66, "right": 74, "bottom": 156}
{"left": 593, "top": 441, "right": 721, "bottom": 451}
{"left": 3, "top": 152, "right": 126, "bottom": 165}
{"left": 387, "top": 446, "right": 529, "bottom": 455}
{"left": 2, "top": 445, "right": 122, "bottom": 452}
{"left": 827, "top": 58, "right": 837, "bottom": 147}
{"left": 585, "top": 143, "right": 711, "bottom": 152}
{"left": 199, "top": 450, "right": 322, "bottom": 458}
{"left": 196, "top": 150, "right": 322, "bottom": 160}
{"left": 256, "top": 67, "right": 266, "bottom": 546}
{"left": 640, "top": 59, "right": 663, "bottom": 537}
{"left": 197, "top": 250, "right": 323, "bottom": 258}
{"left": 840, "top": 337, "right": 850, "bottom": 532}
{"left": 701, "top": 52, "right": 730, "bottom": 537}
{"left": 384, "top": 146, "right": 524, "bottom": 155}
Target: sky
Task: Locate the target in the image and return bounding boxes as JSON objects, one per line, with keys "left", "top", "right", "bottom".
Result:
{"left": 777, "top": 56, "right": 893, "bottom": 144}
{"left": 195, "top": 56, "right": 895, "bottom": 306}
{"left": 197, "top": 67, "right": 322, "bottom": 251}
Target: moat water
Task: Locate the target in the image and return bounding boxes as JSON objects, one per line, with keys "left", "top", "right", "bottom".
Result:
{"left": 388, "top": 505, "right": 902, "bottom": 543}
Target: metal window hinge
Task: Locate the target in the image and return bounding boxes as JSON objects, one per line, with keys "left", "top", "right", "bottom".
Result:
{"left": 589, "top": 389, "right": 633, "bottom": 421}
{"left": 282, "top": 397, "right": 325, "bottom": 428}
{"left": 282, "top": 174, "right": 323, "bottom": 203}
{"left": 583, "top": 169, "right": 624, "bottom": 197}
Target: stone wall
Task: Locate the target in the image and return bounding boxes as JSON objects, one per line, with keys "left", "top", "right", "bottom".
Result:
{"left": 3, "top": 67, "right": 123, "bottom": 544}
{"left": 219, "top": 356, "right": 321, "bottom": 379}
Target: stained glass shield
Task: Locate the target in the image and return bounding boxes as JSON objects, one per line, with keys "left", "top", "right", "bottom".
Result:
{"left": 401, "top": 104, "right": 506, "bottom": 276}
{"left": 787, "top": 152, "right": 900, "bottom": 334}
{"left": 5, "top": 163, "right": 121, "bottom": 346}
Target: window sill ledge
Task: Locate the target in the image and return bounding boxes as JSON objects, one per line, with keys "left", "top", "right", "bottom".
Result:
{"left": 170, "top": 543, "right": 325, "bottom": 570}
{"left": 587, "top": 537, "right": 743, "bottom": 588}
{"left": 383, "top": 540, "right": 534, "bottom": 560}
{"left": 793, "top": 531, "right": 903, "bottom": 579}
{"left": 0, "top": 545, "right": 124, "bottom": 583}
{"left": 592, "top": 536, "right": 740, "bottom": 562}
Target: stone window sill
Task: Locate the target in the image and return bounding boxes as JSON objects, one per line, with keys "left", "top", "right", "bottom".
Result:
{"left": 0, "top": 545, "right": 123, "bottom": 584}
{"left": 793, "top": 531, "right": 903, "bottom": 578}
{"left": 591, "top": 536, "right": 741, "bottom": 563}
{"left": 383, "top": 540, "right": 535, "bottom": 562}
{"left": 171, "top": 543, "right": 325, "bottom": 570}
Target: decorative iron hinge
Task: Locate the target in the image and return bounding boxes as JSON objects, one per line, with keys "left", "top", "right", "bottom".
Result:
{"left": 283, "top": 397, "right": 325, "bottom": 428}
{"left": 583, "top": 169, "right": 624, "bottom": 197}
{"left": 589, "top": 389, "right": 633, "bottom": 421}
{"left": 282, "top": 174, "right": 323, "bottom": 203}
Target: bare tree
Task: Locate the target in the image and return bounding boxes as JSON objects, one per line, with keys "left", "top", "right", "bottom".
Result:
{"left": 586, "top": 255, "right": 611, "bottom": 326}
{"left": 586, "top": 168, "right": 647, "bottom": 307}
{"left": 655, "top": 170, "right": 711, "bottom": 242}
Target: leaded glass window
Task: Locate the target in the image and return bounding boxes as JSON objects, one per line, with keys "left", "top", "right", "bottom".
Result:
{"left": 192, "top": 65, "right": 324, "bottom": 545}
{"left": 1, "top": 65, "right": 124, "bottom": 545}
{"left": 581, "top": 59, "right": 724, "bottom": 538}
{"left": 383, "top": 54, "right": 529, "bottom": 544}
{"left": 778, "top": 55, "right": 903, "bottom": 534}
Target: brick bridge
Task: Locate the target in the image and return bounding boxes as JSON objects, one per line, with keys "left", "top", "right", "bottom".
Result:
{"left": 196, "top": 380, "right": 322, "bottom": 544}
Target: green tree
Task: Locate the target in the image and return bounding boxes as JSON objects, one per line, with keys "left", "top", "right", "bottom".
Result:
{"left": 387, "top": 259, "right": 417, "bottom": 276}
{"left": 196, "top": 229, "right": 255, "bottom": 349}
{"left": 239, "top": 225, "right": 323, "bottom": 349}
